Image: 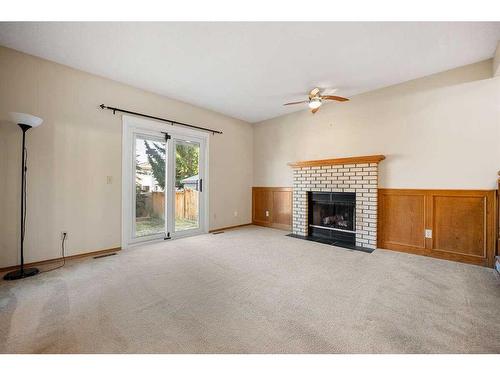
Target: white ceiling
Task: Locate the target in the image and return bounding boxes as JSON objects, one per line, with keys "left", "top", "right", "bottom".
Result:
{"left": 0, "top": 22, "right": 499, "bottom": 123}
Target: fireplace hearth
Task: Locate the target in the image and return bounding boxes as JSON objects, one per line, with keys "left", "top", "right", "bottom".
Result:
{"left": 308, "top": 192, "right": 356, "bottom": 247}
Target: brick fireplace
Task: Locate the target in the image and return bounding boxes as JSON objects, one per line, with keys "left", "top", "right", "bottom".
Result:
{"left": 288, "top": 155, "right": 385, "bottom": 250}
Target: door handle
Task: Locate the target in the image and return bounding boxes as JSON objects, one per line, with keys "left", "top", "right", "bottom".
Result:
{"left": 199, "top": 178, "right": 203, "bottom": 192}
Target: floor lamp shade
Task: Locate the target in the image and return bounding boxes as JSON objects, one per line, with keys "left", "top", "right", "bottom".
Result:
{"left": 3, "top": 112, "right": 43, "bottom": 280}
{"left": 9, "top": 112, "right": 43, "bottom": 128}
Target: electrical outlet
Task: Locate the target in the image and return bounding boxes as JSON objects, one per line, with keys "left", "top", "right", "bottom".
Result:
{"left": 265, "top": 210, "right": 269, "bottom": 217}
{"left": 61, "top": 231, "right": 68, "bottom": 240}
{"left": 425, "top": 229, "right": 432, "bottom": 239}
{"left": 234, "top": 211, "right": 238, "bottom": 217}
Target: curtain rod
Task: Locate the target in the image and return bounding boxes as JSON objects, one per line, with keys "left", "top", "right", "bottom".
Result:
{"left": 99, "top": 104, "right": 223, "bottom": 135}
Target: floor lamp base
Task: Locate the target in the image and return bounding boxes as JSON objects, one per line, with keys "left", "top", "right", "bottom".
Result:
{"left": 3, "top": 267, "right": 39, "bottom": 280}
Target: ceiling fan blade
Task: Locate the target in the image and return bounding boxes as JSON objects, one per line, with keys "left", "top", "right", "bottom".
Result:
{"left": 311, "top": 107, "right": 320, "bottom": 114}
{"left": 309, "top": 87, "right": 320, "bottom": 99}
{"left": 321, "top": 95, "right": 349, "bottom": 102}
{"left": 320, "top": 88, "right": 338, "bottom": 96}
{"left": 283, "top": 100, "right": 308, "bottom": 106}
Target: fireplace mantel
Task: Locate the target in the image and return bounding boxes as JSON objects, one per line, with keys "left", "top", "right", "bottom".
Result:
{"left": 288, "top": 155, "right": 385, "bottom": 168}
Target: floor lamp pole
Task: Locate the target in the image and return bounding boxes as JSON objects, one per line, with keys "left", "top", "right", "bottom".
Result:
{"left": 4, "top": 123, "right": 40, "bottom": 280}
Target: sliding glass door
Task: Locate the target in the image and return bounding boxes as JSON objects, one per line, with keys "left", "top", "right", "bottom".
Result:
{"left": 123, "top": 115, "right": 208, "bottom": 247}
{"left": 173, "top": 139, "right": 202, "bottom": 234}
{"left": 134, "top": 134, "right": 167, "bottom": 240}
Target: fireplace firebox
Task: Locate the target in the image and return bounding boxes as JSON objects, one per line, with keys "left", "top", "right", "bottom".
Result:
{"left": 308, "top": 192, "right": 356, "bottom": 247}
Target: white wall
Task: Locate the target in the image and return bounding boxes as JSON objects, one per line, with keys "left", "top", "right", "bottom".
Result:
{"left": 493, "top": 41, "right": 500, "bottom": 76}
{"left": 0, "top": 46, "right": 253, "bottom": 268}
{"left": 253, "top": 60, "right": 500, "bottom": 189}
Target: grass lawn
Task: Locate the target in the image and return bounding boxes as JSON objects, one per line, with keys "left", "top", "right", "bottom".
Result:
{"left": 136, "top": 216, "right": 164, "bottom": 237}
{"left": 136, "top": 216, "right": 198, "bottom": 237}
{"left": 175, "top": 217, "right": 199, "bottom": 231}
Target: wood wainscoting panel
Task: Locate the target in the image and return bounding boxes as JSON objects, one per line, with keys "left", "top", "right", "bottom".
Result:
{"left": 272, "top": 189, "right": 293, "bottom": 230}
{"left": 378, "top": 189, "right": 496, "bottom": 267}
{"left": 378, "top": 189, "right": 426, "bottom": 251}
{"left": 252, "top": 188, "right": 272, "bottom": 226}
{"left": 431, "top": 194, "right": 485, "bottom": 257}
{"left": 252, "top": 187, "right": 292, "bottom": 231}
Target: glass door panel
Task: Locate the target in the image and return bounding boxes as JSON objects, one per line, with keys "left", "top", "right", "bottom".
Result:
{"left": 134, "top": 135, "right": 166, "bottom": 238}
{"left": 174, "top": 140, "right": 200, "bottom": 232}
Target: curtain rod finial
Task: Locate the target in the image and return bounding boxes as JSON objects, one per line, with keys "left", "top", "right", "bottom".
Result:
{"left": 99, "top": 104, "right": 105, "bottom": 109}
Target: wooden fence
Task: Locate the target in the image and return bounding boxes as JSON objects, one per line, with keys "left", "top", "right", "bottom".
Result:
{"left": 151, "top": 189, "right": 198, "bottom": 221}
{"left": 175, "top": 188, "right": 198, "bottom": 221}
{"left": 151, "top": 192, "right": 164, "bottom": 219}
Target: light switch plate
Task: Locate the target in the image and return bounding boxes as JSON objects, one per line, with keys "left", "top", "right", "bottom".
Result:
{"left": 425, "top": 229, "right": 432, "bottom": 239}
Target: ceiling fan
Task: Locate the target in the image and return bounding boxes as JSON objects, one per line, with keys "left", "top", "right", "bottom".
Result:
{"left": 283, "top": 88, "right": 349, "bottom": 114}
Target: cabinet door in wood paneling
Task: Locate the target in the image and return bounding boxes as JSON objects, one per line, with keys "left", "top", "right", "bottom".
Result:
{"left": 252, "top": 189, "right": 272, "bottom": 225}
{"left": 431, "top": 195, "right": 486, "bottom": 258}
{"left": 378, "top": 190, "right": 426, "bottom": 251}
{"left": 272, "top": 190, "right": 292, "bottom": 230}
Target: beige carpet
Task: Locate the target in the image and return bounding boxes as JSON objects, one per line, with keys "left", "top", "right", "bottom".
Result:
{"left": 1, "top": 225, "right": 499, "bottom": 353}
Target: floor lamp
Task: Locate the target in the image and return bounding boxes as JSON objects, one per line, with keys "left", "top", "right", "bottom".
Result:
{"left": 4, "top": 112, "right": 44, "bottom": 280}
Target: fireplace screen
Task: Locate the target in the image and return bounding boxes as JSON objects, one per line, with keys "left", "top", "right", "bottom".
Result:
{"left": 308, "top": 192, "right": 356, "bottom": 245}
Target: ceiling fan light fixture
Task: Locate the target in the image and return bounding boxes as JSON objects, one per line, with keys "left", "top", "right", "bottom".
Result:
{"left": 308, "top": 98, "right": 322, "bottom": 109}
